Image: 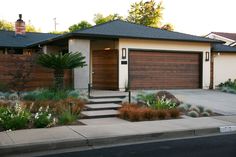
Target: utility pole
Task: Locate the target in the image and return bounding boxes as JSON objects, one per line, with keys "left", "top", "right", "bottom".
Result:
{"left": 53, "top": 18, "right": 59, "bottom": 31}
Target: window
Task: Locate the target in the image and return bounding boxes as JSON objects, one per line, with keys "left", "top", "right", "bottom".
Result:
{"left": 8, "top": 48, "right": 23, "bottom": 54}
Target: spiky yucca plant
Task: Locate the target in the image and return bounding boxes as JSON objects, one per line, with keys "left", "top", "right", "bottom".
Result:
{"left": 37, "top": 52, "right": 86, "bottom": 89}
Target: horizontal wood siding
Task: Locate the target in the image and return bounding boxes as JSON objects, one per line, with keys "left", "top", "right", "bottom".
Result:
{"left": 129, "top": 51, "right": 201, "bottom": 89}
{"left": 92, "top": 50, "right": 118, "bottom": 90}
{"left": 0, "top": 54, "right": 72, "bottom": 91}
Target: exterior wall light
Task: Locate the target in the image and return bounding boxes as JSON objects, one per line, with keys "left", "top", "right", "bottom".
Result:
{"left": 122, "top": 48, "right": 126, "bottom": 59}
{"left": 104, "top": 48, "right": 111, "bottom": 51}
{"left": 205, "top": 51, "right": 210, "bottom": 61}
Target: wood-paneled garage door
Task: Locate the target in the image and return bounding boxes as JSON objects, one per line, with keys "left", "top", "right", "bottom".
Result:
{"left": 129, "top": 51, "right": 202, "bottom": 89}
{"left": 92, "top": 50, "right": 118, "bottom": 90}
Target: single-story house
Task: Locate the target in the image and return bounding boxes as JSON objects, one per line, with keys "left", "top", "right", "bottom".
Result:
{"left": 1, "top": 15, "right": 236, "bottom": 91}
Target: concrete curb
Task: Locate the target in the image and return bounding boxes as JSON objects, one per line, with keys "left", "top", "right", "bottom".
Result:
{"left": 0, "top": 127, "right": 222, "bottom": 156}
{"left": 0, "top": 138, "right": 88, "bottom": 156}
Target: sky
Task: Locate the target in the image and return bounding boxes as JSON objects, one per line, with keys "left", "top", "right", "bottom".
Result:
{"left": 0, "top": 0, "right": 235, "bottom": 36}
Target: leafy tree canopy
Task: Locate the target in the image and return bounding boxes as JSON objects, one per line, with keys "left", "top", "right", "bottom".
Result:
{"left": 0, "top": 19, "right": 40, "bottom": 32}
{"left": 94, "top": 13, "right": 123, "bottom": 25}
{"left": 68, "top": 20, "right": 92, "bottom": 32}
{"left": 49, "top": 31, "right": 68, "bottom": 34}
{"left": 0, "top": 20, "right": 14, "bottom": 31}
{"left": 161, "top": 23, "right": 174, "bottom": 31}
{"left": 26, "top": 24, "right": 41, "bottom": 32}
{"left": 127, "top": 0, "right": 164, "bottom": 28}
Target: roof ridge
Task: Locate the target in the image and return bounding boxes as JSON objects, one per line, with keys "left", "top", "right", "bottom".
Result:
{"left": 75, "top": 19, "right": 120, "bottom": 33}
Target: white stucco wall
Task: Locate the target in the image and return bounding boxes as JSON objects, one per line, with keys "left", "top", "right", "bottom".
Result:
{"left": 213, "top": 53, "right": 236, "bottom": 87}
{"left": 42, "top": 45, "right": 65, "bottom": 54}
{"left": 69, "top": 39, "right": 90, "bottom": 89}
{"left": 118, "top": 38, "right": 212, "bottom": 90}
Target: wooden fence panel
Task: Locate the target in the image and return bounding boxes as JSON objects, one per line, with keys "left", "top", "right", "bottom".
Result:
{"left": 0, "top": 54, "right": 72, "bottom": 91}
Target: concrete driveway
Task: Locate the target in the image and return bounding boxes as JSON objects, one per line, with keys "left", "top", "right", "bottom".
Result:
{"left": 169, "top": 89, "right": 236, "bottom": 116}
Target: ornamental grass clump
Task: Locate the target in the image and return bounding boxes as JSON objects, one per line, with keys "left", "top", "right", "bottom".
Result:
{"left": 58, "top": 110, "right": 77, "bottom": 125}
{"left": 118, "top": 103, "right": 180, "bottom": 122}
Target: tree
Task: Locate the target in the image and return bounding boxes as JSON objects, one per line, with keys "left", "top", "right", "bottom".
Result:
{"left": 37, "top": 52, "right": 87, "bottom": 89}
{"left": 0, "top": 19, "right": 41, "bottom": 32}
{"left": 26, "top": 24, "right": 41, "bottom": 32}
{"left": 127, "top": 0, "right": 164, "bottom": 28}
{"left": 161, "top": 23, "right": 174, "bottom": 31}
{"left": 0, "top": 20, "right": 14, "bottom": 31}
{"left": 94, "top": 13, "right": 123, "bottom": 25}
{"left": 49, "top": 31, "right": 68, "bottom": 34}
{"left": 68, "top": 21, "right": 92, "bottom": 32}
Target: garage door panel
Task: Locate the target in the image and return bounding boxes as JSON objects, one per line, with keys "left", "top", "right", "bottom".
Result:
{"left": 129, "top": 51, "right": 201, "bottom": 89}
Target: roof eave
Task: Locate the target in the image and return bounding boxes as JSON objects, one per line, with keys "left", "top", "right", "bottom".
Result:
{"left": 26, "top": 32, "right": 223, "bottom": 48}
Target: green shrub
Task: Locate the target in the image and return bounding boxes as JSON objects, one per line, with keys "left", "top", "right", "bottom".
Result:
{"left": 33, "top": 106, "right": 54, "bottom": 128}
{"left": 23, "top": 89, "right": 81, "bottom": 101}
{"left": 0, "top": 104, "right": 31, "bottom": 130}
{"left": 187, "top": 111, "right": 199, "bottom": 118}
{"left": 58, "top": 111, "right": 77, "bottom": 125}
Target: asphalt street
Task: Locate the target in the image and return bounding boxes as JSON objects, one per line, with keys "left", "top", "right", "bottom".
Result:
{"left": 38, "top": 133, "right": 236, "bottom": 157}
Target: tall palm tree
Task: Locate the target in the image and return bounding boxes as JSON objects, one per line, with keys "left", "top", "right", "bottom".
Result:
{"left": 37, "top": 52, "right": 86, "bottom": 89}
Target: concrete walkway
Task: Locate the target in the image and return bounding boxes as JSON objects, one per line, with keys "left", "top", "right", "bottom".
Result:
{"left": 1, "top": 116, "right": 236, "bottom": 156}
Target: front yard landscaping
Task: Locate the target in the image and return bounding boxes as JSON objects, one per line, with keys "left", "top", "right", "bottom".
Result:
{"left": 119, "top": 91, "right": 215, "bottom": 122}
{"left": 0, "top": 88, "right": 87, "bottom": 131}
{"left": 218, "top": 79, "right": 236, "bottom": 94}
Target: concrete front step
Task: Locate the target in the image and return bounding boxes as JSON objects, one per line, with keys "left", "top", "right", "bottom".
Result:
{"left": 85, "top": 103, "right": 122, "bottom": 111}
{"left": 89, "top": 95, "right": 126, "bottom": 99}
{"left": 79, "top": 117, "right": 130, "bottom": 125}
{"left": 88, "top": 98, "right": 123, "bottom": 104}
{"left": 81, "top": 110, "right": 119, "bottom": 119}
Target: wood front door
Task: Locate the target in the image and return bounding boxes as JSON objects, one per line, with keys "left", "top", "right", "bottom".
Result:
{"left": 129, "top": 51, "right": 202, "bottom": 89}
{"left": 92, "top": 50, "right": 118, "bottom": 90}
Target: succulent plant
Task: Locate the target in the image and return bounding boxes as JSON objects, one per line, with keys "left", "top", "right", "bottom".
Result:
{"left": 196, "top": 105, "right": 205, "bottom": 113}
{"left": 8, "top": 93, "right": 19, "bottom": 100}
{"left": 0, "top": 95, "right": 6, "bottom": 100}
{"left": 187, "top": 110, "right": 199, "bottom": 118}
{"left": 177, "top": 104, "right": 189, "bottom": 112}
{"left": 204, "top": 108, "right": 213, "bottom": 115}
{"left": 189, "top": 106, "right": 200, "bottom": 113}
{"left": 202, "top": 112, "right": 210, "bottom": 117}
{"left": 186, "top": 104, "right": 192, "bottom": 108}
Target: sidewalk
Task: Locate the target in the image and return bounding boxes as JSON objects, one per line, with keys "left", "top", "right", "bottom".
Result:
{"left": 1, "top": 116, "right": 236, "bottom": 156}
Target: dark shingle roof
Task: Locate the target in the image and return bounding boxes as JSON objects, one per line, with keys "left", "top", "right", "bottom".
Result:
{"left": 0, "top": 30, "right": 58, "bottom": 48}
{"left": 211, "top": 32, "right": 236, "bottom": 41}
{"left": 74, "top": 20, "right": 221, "bottom": 43}
{"left": 212, "top": 43, "right": 236, "bottom": 52}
